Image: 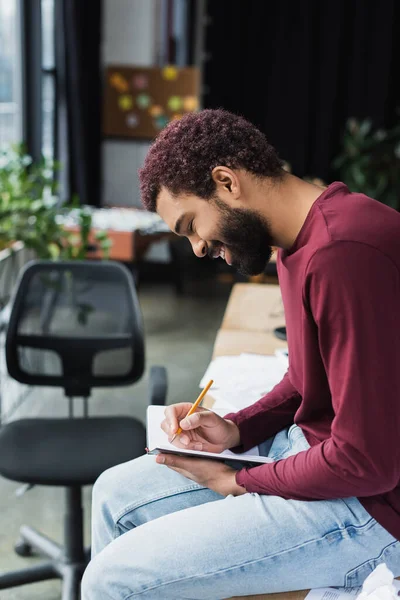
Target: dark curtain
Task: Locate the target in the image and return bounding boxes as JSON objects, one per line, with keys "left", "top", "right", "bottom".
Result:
{"left": 203, "top": 0, "right": 400, "bottom": 182}
{"left": 55, "top": 0, "right": 102, "bottom": 206}
{"left": 186, "top": 0, "right": 198, "bottom": 65}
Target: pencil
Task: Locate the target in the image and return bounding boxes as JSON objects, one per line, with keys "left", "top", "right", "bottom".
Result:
{"left": 170, "top": 379, "right": 214, "bottom": 443}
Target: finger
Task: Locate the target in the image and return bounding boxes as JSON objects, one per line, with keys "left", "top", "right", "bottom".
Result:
{"left": 167, "top": 433, "right": 190, "bottom": 446}
{"left": 160, "top": 419, "right": 174, "bottom": 436}
{"left": 180, "top": 408, "right": 214, "bottom": 431}
{"left": 156, "top": 453, "right": 199, "bottom": 469}
{"left": 155, "top": 457, "right": 187, "bottom": 477}
{"left": 165, "top": 465, "right": 186, "bottom": 477}
{"left": 160, "top": 419, "right": 168, "bottom": 434}
{"left": 156, "top": 453, "right": 169, "bottom": 465}
{"left": 164, "top": 403, "right": 192, "bottom": 434}
{"left": 166, "top": 428, "right": 224, "bottom": 453}
{"left": 168, "top": 435, "right": 204, "bottom": 451}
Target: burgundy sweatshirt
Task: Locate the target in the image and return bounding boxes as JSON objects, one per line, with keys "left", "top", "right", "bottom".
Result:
{"left": 224, "top": 182, "right": 400, "bottom": 541}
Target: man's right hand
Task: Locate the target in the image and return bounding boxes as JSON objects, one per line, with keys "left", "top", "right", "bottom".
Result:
{"left": 161, "top": 403, "right": 240, "bottom": 453}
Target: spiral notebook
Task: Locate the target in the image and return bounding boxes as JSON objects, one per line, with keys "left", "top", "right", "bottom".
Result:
{"left": 146, "top": 405, "right": 273, "bottom": 465}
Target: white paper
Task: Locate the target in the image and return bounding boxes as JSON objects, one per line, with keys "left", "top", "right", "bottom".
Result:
{"left": 200, "top": 352, "right": 287, "bottom": 411}
{"left": 357, "top": 564, "right": 400, "bottom": 600}
{"left": 304, "top": 564, "right": 400, "bottom": 600}
{"left": 199, "top": 356, "right": 244, "bottom": 389}
{"left": 306, "top": 587, "right": 363, "bottom": 600}
{"left": 146, "top": 405, "right": 273, "bottom": 464}
{"left": 206, "top": 391, "right": 238, "bottom": 414}
{"left": 274, "top": 346, "right": 289, "bottom": 369}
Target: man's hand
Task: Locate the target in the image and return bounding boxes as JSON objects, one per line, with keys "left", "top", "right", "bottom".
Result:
{"left": 161, "top": 403, "right": 240, "bottom": 453}
{"left": 155, "top": 454, "right": 247, "bottom": 496}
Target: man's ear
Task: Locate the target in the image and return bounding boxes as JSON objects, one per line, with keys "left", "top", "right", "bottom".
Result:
{"left": 211, "top": 166, "right": 241, "bottom": 202}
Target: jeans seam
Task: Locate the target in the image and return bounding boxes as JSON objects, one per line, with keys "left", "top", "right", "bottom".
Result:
{"left": 112, "top": 484, "right": 204, "bottom": 530}
{"left": 344, "top": 539, "right": 400, "bottom": 586}
{"left": 122, "top": 516, "right": 377, "bottom": 598}
{"left": 269, "top": 445, "right": 289, "bottom": 460}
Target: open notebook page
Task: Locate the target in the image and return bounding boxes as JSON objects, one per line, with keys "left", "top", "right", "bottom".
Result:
{"left": 146, "top": 405, "right": 273, "bottom": 465}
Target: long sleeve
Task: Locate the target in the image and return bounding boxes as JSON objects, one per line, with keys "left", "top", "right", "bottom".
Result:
{"left": 234, "top": 242, "right": 400, "bottom": 499}
{"left": 224, "top": 371, "right": 301, "bottom": 452}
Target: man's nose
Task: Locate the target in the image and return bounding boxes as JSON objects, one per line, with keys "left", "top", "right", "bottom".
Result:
{"left": 191, "top": 237, "right": 207, "bottom": 258}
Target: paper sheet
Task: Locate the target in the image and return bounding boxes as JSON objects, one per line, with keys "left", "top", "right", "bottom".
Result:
{"left": 306, "top": 588, "right": 364, "bottom": 600}
{"left": 304, "top": 578, "right": 400, "bottom": 600}
{"left": 200, "top": 352, "right": 288, "bottom": 411}
{"left": 199, "top": 356, "right": 244, "bottom": 388}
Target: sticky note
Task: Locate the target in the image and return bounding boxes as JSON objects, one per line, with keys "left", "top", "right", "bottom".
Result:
{"left": 118, "top": 95, "right": 133, "bottom": 111}
{"left": 133, "top": 74, "right": 148, "bottom": 90}
{"left": 110, "top": 73, "right": 129, "bottom": 93}
{"left": 126, "top": 113, "right": 139, "bottom": 128}
{"left": 154, "top": 115, "right": 170, "bottom": 129}
{"left": 136, "top": 93, "right": 151, "bottom": 109}
{"left": 183, "top": 96, "right": 199, "bottom": 112}
{"left": 162, "top": 65, "right": 178, "bottom": 81}
{"left": 149, "top": 105, "right": 163, "bottom": 117}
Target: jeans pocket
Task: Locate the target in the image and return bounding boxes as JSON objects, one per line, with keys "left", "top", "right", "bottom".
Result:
{"left": 268, "top": 428, "right": 290, "bottom": 461}
{"left": 288, "top": 424, "right": 310, "bottom": 453}
{"left": 344, "top": 540, "right": 400, "bottom": 587}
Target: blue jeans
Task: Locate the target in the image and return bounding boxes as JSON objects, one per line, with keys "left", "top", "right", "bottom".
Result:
{"left": 81, "top": 425, "right": 400, "bottom": 599}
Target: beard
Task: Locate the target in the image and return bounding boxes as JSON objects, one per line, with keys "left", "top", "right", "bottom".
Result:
{"left": 210, "top": 198, "right": 274, "bottom": 276}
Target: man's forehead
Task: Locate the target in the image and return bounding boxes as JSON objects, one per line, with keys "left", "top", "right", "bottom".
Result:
{"left": 156, "top": 188, "right": 188, "bottom": 232}
{"left": 157, "top": 187, "right": 181, "bottom": 217}
{"left": 157, "top": 187, "right": 200, "bottom": 215}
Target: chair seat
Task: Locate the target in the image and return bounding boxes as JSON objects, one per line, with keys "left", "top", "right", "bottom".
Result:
{"left": 0, "top": 417, "right": 146, "bottom": 486}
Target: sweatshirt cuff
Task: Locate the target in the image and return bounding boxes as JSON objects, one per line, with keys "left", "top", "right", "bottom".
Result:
{"left": 224, "top": 412, "right": 246, "bottom": 453}
{"left": 235, "top": 468, "right": 249, "bottom": 490}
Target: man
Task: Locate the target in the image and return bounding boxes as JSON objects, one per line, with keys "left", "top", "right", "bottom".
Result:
{"left": 81, "top": 109, "right": 400, "bottom": 599}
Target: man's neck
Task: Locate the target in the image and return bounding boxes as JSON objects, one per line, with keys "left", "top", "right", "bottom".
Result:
{"left": 266, "top": 174, "right": 326, "bottom": 250}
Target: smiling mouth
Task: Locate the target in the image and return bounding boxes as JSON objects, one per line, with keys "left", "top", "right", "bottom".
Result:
{"left": 209, "top": 244, "right": 233, "bottom": 265}
{"left": 210, "top": 244, "right": 225, "bottom": 259}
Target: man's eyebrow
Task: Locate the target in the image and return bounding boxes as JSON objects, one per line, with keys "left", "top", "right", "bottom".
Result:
{"left": 174, "top": 214, "right": 186, "bottom": 235}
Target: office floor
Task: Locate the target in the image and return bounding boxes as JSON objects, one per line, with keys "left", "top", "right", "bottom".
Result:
{"left": 0, "top": 280, "right": 231, "bottom": 599}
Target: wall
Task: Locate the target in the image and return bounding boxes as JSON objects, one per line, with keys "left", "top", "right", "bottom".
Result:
{"left": 102, "top": 0, "right": 154, "bottom": 209}
{"left": 102, "top": 0, "right": 169, "bottom": 261}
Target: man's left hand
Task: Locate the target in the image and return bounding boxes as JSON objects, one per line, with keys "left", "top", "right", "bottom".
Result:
{"left": 155, "top": 454, "right": 247, "bottom": 496}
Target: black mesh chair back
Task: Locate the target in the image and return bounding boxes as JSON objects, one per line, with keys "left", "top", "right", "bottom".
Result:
{"left": 0, "top": 260, "right": 167, "bottom": 599}
{"left": 5, "top": 260, "right": 145, "bottom": 397}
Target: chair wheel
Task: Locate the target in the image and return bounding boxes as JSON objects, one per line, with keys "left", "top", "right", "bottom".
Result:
{"left": 14, "top": 539, "right": 34, "bottom": 557}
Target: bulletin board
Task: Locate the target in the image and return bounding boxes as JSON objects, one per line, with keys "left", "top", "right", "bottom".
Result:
{"left": 103, "top": 65, "right": 200, "bottom": 140}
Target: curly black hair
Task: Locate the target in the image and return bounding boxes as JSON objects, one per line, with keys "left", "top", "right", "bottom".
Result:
{"left": 139, "top": 108, "right": 283, "bottom": 212}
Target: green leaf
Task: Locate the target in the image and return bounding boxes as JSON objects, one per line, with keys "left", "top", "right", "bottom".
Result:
{"left": 48, "top": 243, "right": 61, "bottom": 259}
{"left": 359, "top": 118, "right": 372, "bottom": 138}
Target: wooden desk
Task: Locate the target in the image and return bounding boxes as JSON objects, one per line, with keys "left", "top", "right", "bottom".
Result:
{"left": 64, "top": 207, "right": 176, "bottom": 262}
{"left": 203, "top": 282, "right": 287, "bottom": 431}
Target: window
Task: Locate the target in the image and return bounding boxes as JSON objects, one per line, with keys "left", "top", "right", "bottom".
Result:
{"left": 0, "top": 0, "right": 56, "bottom": 156}
{"left": 41, "top": 0, "right": 55, "bottom": 159}
{"left": 0, "top": 0, "right": 22, "bottom": 147}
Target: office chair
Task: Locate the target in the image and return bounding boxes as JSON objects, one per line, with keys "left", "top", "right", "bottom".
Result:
{"left": 0, "top": 260, "right": 168, "bottom": 600}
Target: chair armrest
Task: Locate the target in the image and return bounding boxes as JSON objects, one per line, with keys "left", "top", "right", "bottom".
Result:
{"left": 149, "top": 366, "right": 168, "bottom": 406}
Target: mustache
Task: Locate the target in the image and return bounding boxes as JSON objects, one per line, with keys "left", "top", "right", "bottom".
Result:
{"left": 207, "top": 241, "right": 222, "bottom": 259}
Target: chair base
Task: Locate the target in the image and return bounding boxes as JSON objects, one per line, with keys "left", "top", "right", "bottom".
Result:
{"left": 0, "top": 524, "right": 91, "bottom": 600}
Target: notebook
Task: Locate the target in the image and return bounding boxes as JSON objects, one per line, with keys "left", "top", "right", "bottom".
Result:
{"left": 146, "top": 405, "right": 273, "bottom": 465}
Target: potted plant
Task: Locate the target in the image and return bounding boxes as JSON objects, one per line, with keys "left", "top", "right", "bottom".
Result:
{"left": 0, "top": 144, "right": 111, "bottom": 258}
{"left": 0, "top": 145, "right": 112, "bottom": 317}
{"left": 332, "top": 116, "right": 400, "bottom": 210}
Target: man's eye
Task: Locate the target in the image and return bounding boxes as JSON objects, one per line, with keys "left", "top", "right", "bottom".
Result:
{"left": 188, "top": 220, "right": 194, "bottom": 234}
